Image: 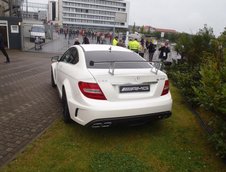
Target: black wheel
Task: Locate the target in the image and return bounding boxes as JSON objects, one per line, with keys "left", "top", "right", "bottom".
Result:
{"left": 51, "top": 68, "right": 56, "bottom": 87}
{"left": 62, "top": 89, "right": 72, "bottom": 123}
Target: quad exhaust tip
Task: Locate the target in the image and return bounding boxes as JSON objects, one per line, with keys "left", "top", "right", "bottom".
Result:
{"left": 92, "top": 122, "right": 112, "bottom": 128}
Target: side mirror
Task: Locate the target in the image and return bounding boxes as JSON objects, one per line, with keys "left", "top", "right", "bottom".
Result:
{"left": 29, "top": 30, "right": 31, "bottom": 32}
{"left": 51, "top": 56, "right": 60, "bottom": 62}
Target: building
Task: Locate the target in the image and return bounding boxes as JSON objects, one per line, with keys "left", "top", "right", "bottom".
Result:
{"left": 38, "top": 10, "right": 47, "bottom": 21}
{"left": 0, "top": 0, "right": 23, "bottom": 17}
{"left": 144, "top": 25, "right": 177, "bottom": 34}
{"left": 22, "top": 2, "right": 48, "bottom": 21}
{"left": 50, "top": 0, "right": 129, "bottom": 31}
{"left": 0, "top": 0, "right": 23, "bottom": 49}
{"left": 48, "top": 0, "right": 59, "bottom": 22}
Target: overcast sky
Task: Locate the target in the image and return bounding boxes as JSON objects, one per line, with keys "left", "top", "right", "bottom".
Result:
{"left": 128, "top": 0, "right": 226, "bottom": 36}
{"left": 29, "top": 0, "right": 226, "bottom": 36}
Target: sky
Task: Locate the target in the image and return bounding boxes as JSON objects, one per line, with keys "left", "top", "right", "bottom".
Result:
{"left": 128, "top": 0, "right": 226, "bottom": 36}
{"left": 29, "top": 0, "right": 226, "bottom": 36}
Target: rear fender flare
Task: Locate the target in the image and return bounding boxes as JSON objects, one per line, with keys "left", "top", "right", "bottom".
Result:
{"left": 62, "top": 79, "right": 74, "bottom": 119}
{"left": 62, "top": 79, "right": 73, "bottom": 101}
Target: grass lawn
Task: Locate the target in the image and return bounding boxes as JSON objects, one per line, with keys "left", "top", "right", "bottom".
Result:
{"left": 1, "top": 85, "right": 225, "bottom": 172}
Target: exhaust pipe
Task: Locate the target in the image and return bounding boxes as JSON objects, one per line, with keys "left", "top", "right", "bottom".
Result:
{"left": 91, "top": 122, "right": 112, "bottom": 128}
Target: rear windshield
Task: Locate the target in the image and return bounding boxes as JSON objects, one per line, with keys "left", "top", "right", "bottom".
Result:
{"left": 85, "top": 51, "right": 151, "bottom": 69}
{"left": 31, "top": 27, "right": 45, "bottom": 33}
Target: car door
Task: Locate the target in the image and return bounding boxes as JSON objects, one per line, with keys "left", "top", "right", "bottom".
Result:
{"left": 56, "top": 48, "right": 72, "bottom": 92}
{"left": 56, "top": 47, "right": 79, "bottom": 95}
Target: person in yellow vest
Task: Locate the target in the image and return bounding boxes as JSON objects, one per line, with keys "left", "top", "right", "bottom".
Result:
{"left": 130, "top": 38, "right": 140, "bottom": 53}
{"left": 112, "top": 36, "right": 118, "bottom": 46}
{"left": 128, "top": 38, "right": 133, "bottom": 49}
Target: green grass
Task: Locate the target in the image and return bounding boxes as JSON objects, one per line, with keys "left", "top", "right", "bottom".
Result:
{"left": 1, "top": 85, "right": 225, "bottom": 172}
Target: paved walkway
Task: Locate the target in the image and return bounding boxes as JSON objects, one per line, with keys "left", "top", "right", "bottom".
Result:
{"left": 0, "top": 50, "right": 62, "bottom": 168}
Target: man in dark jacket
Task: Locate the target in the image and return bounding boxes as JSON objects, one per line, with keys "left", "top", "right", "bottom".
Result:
{"left": 158, "top": 42, "right": 170, "bottom": 61}
{"left": 0, "top": 33, "right": 10, "bottom": 63}
{"left": 82, "top": 35, "right": 90, "bottom": 44}
{"left": 147, "top": 41, "right": 156, "bottom": 62}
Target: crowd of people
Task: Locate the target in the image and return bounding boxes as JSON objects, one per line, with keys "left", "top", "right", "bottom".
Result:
{"left": 111, "top": 35, "right": 171, "bottom": 62}
{"left": 0, "top": 25, "right": 170, "bottom": 64}
{"left": 58, "top": 27, "right": 171, "bottom": 62}
{"left": 57, "top": 27, "right": 113, "bottom": 45}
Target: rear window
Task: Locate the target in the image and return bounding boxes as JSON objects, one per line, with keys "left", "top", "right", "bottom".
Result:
{"left": 85, "top": 51, "right": 151, "bottom": 69}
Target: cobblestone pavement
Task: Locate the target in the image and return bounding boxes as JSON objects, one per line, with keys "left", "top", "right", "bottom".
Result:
{"left": 0, "top": 50, "right": 62, "bottom": 168}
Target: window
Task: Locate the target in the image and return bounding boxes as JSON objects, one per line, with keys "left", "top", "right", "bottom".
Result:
{"left": 85, "top": 51, "right": 151, "bottom": 69}
{"left": 70, "top": 48, "right": 79, "bottom": 64}
{"left": 60, "top": 47, "right": 79, "bottom": 64}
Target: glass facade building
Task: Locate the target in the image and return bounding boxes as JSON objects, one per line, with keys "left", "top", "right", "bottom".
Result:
{"left": 59, "top": 0, "right": 129, "bottom": 31}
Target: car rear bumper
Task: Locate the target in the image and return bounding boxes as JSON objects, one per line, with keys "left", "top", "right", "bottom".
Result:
{"left": 85, "top": 111, "right": 172, "bottom": 128}
{"left": 67, "top": 93, "right": 172, "bottom": 126}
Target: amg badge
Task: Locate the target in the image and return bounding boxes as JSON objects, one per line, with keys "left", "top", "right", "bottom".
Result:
{"left": 119, "top": 85, "right": 150, "bottom": 93}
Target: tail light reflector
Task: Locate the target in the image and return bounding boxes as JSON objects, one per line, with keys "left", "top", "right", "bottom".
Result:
{"left": 161, "top": 80, "right": 169, "bottom": 96}
{"left": 78, "top": 81, "right": 106, "bottom": 100}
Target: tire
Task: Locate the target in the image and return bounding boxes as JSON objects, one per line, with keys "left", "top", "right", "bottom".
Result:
{"left": 51, "top": 68, "right": 56, "bottom": 87}
{"left": 62, "top": 89, "right": 72, "bottom": 123}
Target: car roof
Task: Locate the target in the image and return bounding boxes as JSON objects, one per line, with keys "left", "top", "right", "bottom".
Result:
{"left": 78, "top": 44, "right": 131, "bottom": 52}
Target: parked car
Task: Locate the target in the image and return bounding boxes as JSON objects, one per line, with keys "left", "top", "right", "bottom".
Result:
{"left": 51, "top": 44, "right": 172, "bottom": 128}
{"left": 29, "top": 24, "right": 46, "bottom": 43}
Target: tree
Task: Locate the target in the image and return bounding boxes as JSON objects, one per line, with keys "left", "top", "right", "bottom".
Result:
{"left": 140, "top": 25, "right": 144, "bottom": 34}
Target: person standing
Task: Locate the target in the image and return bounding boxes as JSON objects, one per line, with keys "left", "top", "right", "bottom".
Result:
{"left": 147, "top": 41, "right": 156, "bottom": 62}
{"left": 138, "top": 44, "right": 145, "bottom": 57}
{"left": 96, "top": 34, "right": 101, "bottom": 44}
{"left": 116, "top": 39, "right": 125, "bottom": 47}
{"left": 0, "top": 33, "right": 10, "bottom": 63}
{"left": 112, "top": 36, "right": 118, "bottom": 46}
{"left": 128, "top": 38, "right": 133, "bottom": 49}
{"left": 158, "top": 42, "right": 170, "bottom": 61}
{"left": 129, "top": 38, "right": 140, "bottom": 53}
{"left": 64, "top": 27, "right": 68, "bottom": 39}
{"left": 82, "top": 35, "right": 90, "bottom": 44}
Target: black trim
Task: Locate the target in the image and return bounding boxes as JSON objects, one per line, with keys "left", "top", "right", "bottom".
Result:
{"left": 86, "top": 111, "right": 172, "bottom": 128}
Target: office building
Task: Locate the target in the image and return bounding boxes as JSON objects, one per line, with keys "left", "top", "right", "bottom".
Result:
{"left": 56, "top": 0, "right": 129, "bottom": 31}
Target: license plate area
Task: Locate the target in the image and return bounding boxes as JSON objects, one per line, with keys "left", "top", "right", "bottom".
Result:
{"left": 119, "top": 84, "right": 150, "bottom": 93}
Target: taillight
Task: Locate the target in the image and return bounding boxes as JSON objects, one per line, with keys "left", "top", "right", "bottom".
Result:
{"left": 78, "top": 81, "right": 107, "bottom": 100}
{"left": 161, "top": 80, "right": 169, "bottom": 96}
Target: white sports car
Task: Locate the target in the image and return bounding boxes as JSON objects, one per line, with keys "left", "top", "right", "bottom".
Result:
{"left": 51, "top": 44, "right": 172, "bottom": 128}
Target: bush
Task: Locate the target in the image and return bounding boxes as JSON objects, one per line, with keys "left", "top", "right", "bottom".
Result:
{"left": 208, "top": 116, "right": 226, "bottom": 158}
{"left": 168, "top": 61, "right": 200, "bottom": 106}
{"left": 169, "top": 26, "right": 226, "bottom": 158}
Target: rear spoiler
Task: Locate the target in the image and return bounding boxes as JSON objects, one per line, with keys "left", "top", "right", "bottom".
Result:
{"left": 89, "top": 60, "right": 163, "bottom": 75}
